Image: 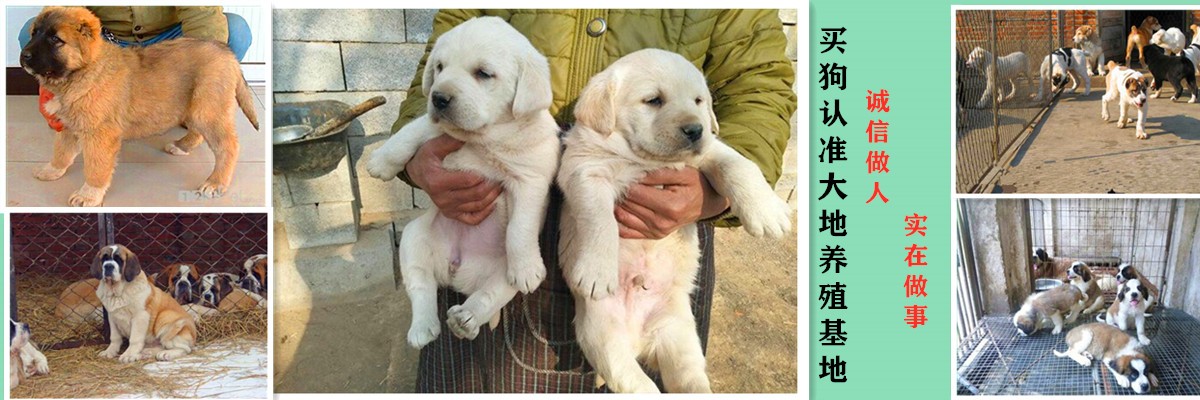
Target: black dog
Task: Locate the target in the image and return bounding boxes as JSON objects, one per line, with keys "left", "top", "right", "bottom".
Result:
{"left": 1142, "top": 44, "right": 1198, "bottom": 103}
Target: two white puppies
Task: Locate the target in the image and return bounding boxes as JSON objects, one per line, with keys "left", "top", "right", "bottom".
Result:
{"left": 366, "top": 17, "right": 561, "bottom": 348}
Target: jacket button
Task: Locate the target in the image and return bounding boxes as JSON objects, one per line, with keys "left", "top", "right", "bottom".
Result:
{"left": 586, "top": 18, "right": 607, "bottom": 37}
{"left": 134, "top": 25, "right": 142, "bottom": 32}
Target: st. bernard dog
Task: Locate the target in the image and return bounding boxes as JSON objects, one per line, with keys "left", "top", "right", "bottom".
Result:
{"left": 1013, "top": 282, "right": 1087, "bottom": 336}
{"left": 1100, "top": 279, "right": 1152, "bottom": 345}
{"left": 154, "top": 262, "right": 202, "bottom": 305}
{"left": 92, "top": 245, "right": 197, "bottom": 362}
{"left": 199, "top": 272, "right": 265, "bottom": 312}
{"left": 1066, "top": 262, "right": 1106, "bottom": 314}
{"left": 1054, "top": 322, "right": 1158, "bottom": 394}
{"left": 1114, "top": 263, "right": 1159, "bottom": 313}
{"left": 239, "top": 254, "right": 267, "bottom": 296}
{"left": 55, "top": 278, "right": 103, "bottom": 325}
{"left": 9, "top": 321, "right": 50, "bottom": 390}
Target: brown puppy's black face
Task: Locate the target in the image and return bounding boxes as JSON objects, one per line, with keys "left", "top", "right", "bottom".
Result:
{"left": 19, "top": 7, "right": 101, "bottom": 81}
{"left": 1124, "top": 77, "right": 1150, "bottom": 108}
{"left": 91, "top": 244, "right": 141, "bottom": 284}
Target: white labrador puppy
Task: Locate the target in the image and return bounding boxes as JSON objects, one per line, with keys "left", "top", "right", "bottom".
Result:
{"left": 365, "top": 17, "right": 560, "bottom": 348}
{"left": 1150, "top": 28, "right": 1187, "bottom": 56}
{"left": 558, "top": 49, "right": 792, "bottom": 393}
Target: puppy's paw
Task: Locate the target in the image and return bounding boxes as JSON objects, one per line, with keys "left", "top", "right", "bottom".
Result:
{"left": 98, "top": 348, "right": 120, "bottom": 359}
{"left": 407, "top": 316, "right": 441, "bottom": 349}
{"left": 1138, "top": 335, "right": 1151, "bottom": 345}
{"left": 1151, "top": 92, "right": 1161, "bottom": 99}
{"left": 1117, "top": 119, "right": 1127, "bottom": 128}
{"left": 1052, "top": 326, "right": 1063, "bottom": 335}
{"left": 1190, "top": 95, "right": 1197, "bottom": 104}
{"left": 198, "top": 180, "right": 228, "bottom": 198}
{"left": 164, "top": 143, "right": 190, "bottom": 156}
{"left": 737, "top": 196, "right": 793, "bottom": 239}
{"left": 34, "top": 164, "right": 66, "bottom": 181}
{"left": 365, "top": 151, "right": 402, "bottom": 181}
{"left": 507, "top": 256, "right": 546, "bottom": 294}
{"left": 68, "top": 185, "right": 105, "bottom": 207}
{"left": 1136, "top": 129, "right": 1148, "bottom": 140}
{"left": 446, "top": 305, "right": 482, "bottom": 340}
{"left": 1101, "top": 112, "right": 1110, "bottom": 122}
{"left": 33, "top": 359, "right": 50, "bottom": 375}
{"left": 155, "top": 350, "right": 185, "bottom": 361}
{"left": 567, "top": 260, "right": 619, "bottom": 300}
{"left": 118, "top": 350, "right": 143, "bottom": 364}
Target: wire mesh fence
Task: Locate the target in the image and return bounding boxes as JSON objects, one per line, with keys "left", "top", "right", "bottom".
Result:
{"left": 956, "top": 10, "right": 1060, "bottom": 193}
{"left": 9, "top": 213, "right": 269, "bottom": 350}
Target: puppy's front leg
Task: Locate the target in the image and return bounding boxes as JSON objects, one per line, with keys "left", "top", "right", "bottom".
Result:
{"left": 119, "top": 311, "right": 151, "bottom": 363}
{"left": 1135, "top": 314, "right": 1150, "bottom": 345}
{"left": 366, "top": 116, "right": 439, "bottom": 180}
{"left": 561, "top": 166, "right": 621, "bottom": 299}
{"left": 1135, "top": 104, "right": 1148, "bottom": 140}
{"left": 35, "top": 131, "right": 80, "bottom": 181}
{"left": 99, "top": 310, "right": 124, "bottom": 359}
{"left": 72, "top": 130, "right": 120, "bottom": 207}
{"left": 698, "top": 143, "right": 792, "bottom": 238}
{"left": 503, "top": 178, "right": 551, "bottom": 293}
{"left": 1050, "top": 312, "right": 1065, "bottom": 335}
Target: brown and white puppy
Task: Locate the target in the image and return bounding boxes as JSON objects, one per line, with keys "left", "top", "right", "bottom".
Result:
{"left": 1054, "top": 322, "right": 1158, "bottom": 394}
{"left": 1073, "top": 25, "right": 1106, "bottom": 75}
{"left": 1031, "top": 247, "right": 1072, "bottom": 280}
{"left": 1114, "top": 263, "right": 1159, "bottom": 312}
{"left": 55, "top": 277, "right": 103, "bottom": 324}
{"left": 1126, "top": 16, "right": 1162, "bottom": 66}
{"left": 92, "top": 245, "right": 197, "bottom": 363}
{"left": 20, "top": 7, "right": 258, "bottom": 206}
{"left": 1066, "top": 262, "right": 1106, "bottom": 314}
{"left": 1100, "top": 279, "right": 1152, "bottom": 345}
{"left": 9, "top": 321, "right": 50, "bottom": 390}
{"left": 199, "top": 272, "right": 264, "bottom": 311}
{"left": 155, "top": 262, "right": 202, "bottom": 305}
{"left": 1013, "top": 283, "right": 1087, "bottom": 336}
{"left": 239, "top": 254, "right": 267, "bottom": 296}
{"left": 1101, "top": 61, "right": 1152, "bottom": 139}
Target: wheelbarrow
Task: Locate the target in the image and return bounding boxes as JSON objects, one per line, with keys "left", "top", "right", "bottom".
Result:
{"left": 272, "top": 96, "right": 387, "bottom": 175}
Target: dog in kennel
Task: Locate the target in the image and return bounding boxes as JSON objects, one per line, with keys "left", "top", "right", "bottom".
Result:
{"left": 955, "top": 199, "right": 1200, "bottom": 396}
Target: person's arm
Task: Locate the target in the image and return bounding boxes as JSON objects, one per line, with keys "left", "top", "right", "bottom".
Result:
{"left": 175, "top": 6, "right": 228, "bottom": 43}
{"left": 702, "top": 9, "right": 797, "bottom": 226}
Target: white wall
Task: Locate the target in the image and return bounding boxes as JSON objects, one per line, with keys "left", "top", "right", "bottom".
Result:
{"left": 5, "top": 6, "right": 267, "bottom": 81}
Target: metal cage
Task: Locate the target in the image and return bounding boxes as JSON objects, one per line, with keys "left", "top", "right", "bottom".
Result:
{"left": 9, "top": 213, "right": 269, "bottom": 349}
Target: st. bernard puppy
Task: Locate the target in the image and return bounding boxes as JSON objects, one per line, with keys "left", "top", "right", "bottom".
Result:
{"left": 1101, "top": 61, "right": 1151, "bottom": 140}
{"left": 239, "top": 254, "right": 267, "bottom": 296}
{"left": 55, "top": 278, "right": 103, "bottom": 325}
{"left": 9, "top": 321, "right": 50, "bottom": 390}
{"left": 199, "top": 272, "right": 265, "bottom": 311}
{"left": 1013, "top": 283, "right": 1087, "bottom": 336}
{"left": 1054, "top": 322, "right": 1158, "bottom": 394}
{"left": 558, "top": 49, "right": 791, "bottom": 393}
{"left": 1115, "top": 263, "right": 1159, "bottom": 312}
{"left": 1100, "top": 279, "right": 1152, "bottom": 345}
{"left": 1066, "top": 262, "right": 1106, "bottom": 314}
{"left": 154, "top": 262, "right": 202, "bottom": 305}
{"left": 92, "top": 245, "right": 197, "bottom": 362}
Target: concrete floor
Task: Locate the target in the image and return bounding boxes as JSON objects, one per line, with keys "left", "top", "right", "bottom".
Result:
{"left": 273, "top": 213, "right": 798, "bottom": 393}
{"left": 989, "top": 78, "right": 1200, "bottom": 194}
{"left": 5, "top": 86, "right": 267, "bottom": 207}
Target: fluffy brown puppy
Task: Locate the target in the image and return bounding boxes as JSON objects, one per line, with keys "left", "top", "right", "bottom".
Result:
{"left": 92, "top": 245, "right": 197, "bottom": 363}
{"left": 19, "top": 7, "right": 258, "bottom": 206}
{"left": 1013, "top": 283, "right": 1087, "bottom": 336}
{"left": 55, "top": 277, "right": 103, "bottom": 324}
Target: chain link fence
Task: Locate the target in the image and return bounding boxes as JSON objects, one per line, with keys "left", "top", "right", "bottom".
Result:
{"left": 10, "top": 213, "right": 268, "bottom": 350}
{"left": 956, "top": 10, "right": 1060, "bottom": 193}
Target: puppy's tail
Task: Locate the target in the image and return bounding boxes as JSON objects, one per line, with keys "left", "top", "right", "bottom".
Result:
{"left": 1052, "top": 349, "right": 1069, "bottom": 358}
{"left": 236, "top": 77, "right": 260, "bottom": 131}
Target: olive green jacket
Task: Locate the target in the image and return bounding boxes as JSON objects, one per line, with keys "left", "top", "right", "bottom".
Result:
{"left": 391, "top": 9, "right": 796, "bottom": 225}
{"left": 87, "top": 6, "right": 227, "bottom": 43}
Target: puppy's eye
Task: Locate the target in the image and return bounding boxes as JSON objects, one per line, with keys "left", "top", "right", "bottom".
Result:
{"left": 695, "top": 97, "right": 703, "bottom": 105}
{"left": 474, "top": 69, "right": 493, "bottom": 80}
{"left": 436, "top": 62, "right": 444, "bottom": 72}
{"left": 645, "top": 97, "right": 663, "bottom": 107}
{"left": 50, "top": 36, "right": 63, "bottom": 45}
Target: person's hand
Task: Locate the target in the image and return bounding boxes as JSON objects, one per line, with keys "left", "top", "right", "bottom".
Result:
{"left": 406, "top": 135, "right": 502, "bottom": 225}
{"left": 616, "top": 167, "right": 730, "bottom": 239}
{"left": 38, "top": 87, "right": 64, "bottom": 132}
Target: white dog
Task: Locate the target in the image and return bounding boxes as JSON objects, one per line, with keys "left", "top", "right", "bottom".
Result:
{"left": 1101, "top": 61, "right": 1152, "bottom": 140}
{"left": 1073, "top": 25, "right": 1106, "bottom": 75}
{"left": 965, "top": 47, "right": 1031, "bottom": 108}
{"left": 1183, "top": 43, "right": 1200, "bottom": 77}
{"left": 365, "top": 17, "right": 560, "bottom": 348}
{"left": 1151, "top": 27, "right": 1187, "bottom": 56}
{"left": 1099, "top": 279, "right": 1152, "bottom": 345}
{"left": 9, "top": 321, "right": 50, "bottom": 390}
{"left": 1035, "top": 47, "right": 1091, "bottom": 101}
{"left": 558, "top": 49, "right": 792, "bottom": 393}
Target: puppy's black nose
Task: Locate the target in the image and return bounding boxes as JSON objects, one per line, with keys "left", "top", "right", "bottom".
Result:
{"left": 21, "top": 51, "right": 32, "bottom": 61}
{"left": 431, "top": 92, "right": 453, "bottom": 111}
{"left": 1131, "top": 292, "right": 1139, "bottom": 299}
{"left": 681, "top": 124, "right": 704, "bottom": 142}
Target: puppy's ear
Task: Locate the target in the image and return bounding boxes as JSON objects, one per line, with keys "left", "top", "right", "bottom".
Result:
{"left": 574, "top": 69, "right": 618, "bottom": 135}
{"left": 153, "top": 270, "right": 170, "bottom": 290}
{"left": 705, "top": 94, "right": 720, "bottom": 138}
{"left": 90, "top": 250, "right": 105, "bottom": 280}
{"left": 512, "top": 48, "right": 553, "bottom": 117}
{"left": 121, "top": 248, "right": 142, "bottom": 283}
{"left": 1081, "top": 266, "right": 1092, "bottom": 282}
{"left": 1117, "top": 284, "right": 1127, "bottom": 301}
{"left": 218, "top": 276, "right": 234, "bottom": 303}
{"left": 421, "top": 55, "right": 436, "bottom": 98}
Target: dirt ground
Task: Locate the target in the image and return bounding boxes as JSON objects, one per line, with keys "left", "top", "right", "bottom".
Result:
{"left": 273, "top": 218, "right": 798, "bottom": 393}
{"left": 991, "top": 76, "right": 1200, "bottom": 193}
